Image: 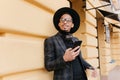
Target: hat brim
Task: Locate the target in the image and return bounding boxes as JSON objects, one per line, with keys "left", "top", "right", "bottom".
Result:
{"left": 53, "top": 7, "right": 80, "bottom": 33}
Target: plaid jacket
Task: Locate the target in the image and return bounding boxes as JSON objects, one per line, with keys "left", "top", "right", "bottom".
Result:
{"left": 44, "top": 33, "right": 92, "bottom": 80}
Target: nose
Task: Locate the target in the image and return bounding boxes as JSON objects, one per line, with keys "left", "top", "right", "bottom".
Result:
{"left": 63, "top": 20, "right": 67, "bottom": 23}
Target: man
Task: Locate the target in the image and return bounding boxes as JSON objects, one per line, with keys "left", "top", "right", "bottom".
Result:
{"left": 44, "top": 7, "right": 97, "bottom": 80}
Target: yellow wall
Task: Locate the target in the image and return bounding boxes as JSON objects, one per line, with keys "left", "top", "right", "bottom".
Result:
{"left": 0, "top": 0, "right": 69, "bottom": 36}
{"left": 112, "top": 27, "right": 120, "bottom": 65}
{"left": 1, "top": 0, "right": 119, "bottom": 80}
{"left": 71, "top": 0, "right": 100, "bottom": 80}
{"left": 0, "top": 0, "right": 69, "bottom": 80}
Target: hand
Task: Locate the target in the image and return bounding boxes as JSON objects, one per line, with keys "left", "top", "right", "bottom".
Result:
{"left": 91, "top": 69, "right": 97, "bottom": 78}
{"left": 63, "top": 46, "right": 80, "bottom": 62}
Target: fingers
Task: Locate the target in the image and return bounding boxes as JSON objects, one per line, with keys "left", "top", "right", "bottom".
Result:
{"left": 71, "top": 51, "right": 79, "bottom": 58}
{"left": 91, "top": 69, "right": 97, "bottom": 78}
{"left": 72, "top": 46, "right": 80, "bottom": 52}
{"left": 66, "top": 48, "right": 72, "bottom": 52}
{"left": 63, "top": 47, "right": 80, "bottom": 62}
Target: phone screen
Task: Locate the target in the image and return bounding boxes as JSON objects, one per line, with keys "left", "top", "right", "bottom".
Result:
{"left": 73, "top": 41, "right": 82, "bottom": 48}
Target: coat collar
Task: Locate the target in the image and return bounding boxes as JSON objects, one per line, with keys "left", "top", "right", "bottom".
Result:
{"left": 55, "top": 33, "right": 67, "bottom": 52}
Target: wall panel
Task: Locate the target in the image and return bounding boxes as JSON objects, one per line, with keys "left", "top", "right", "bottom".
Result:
{"left": 82, "top": 46, "right": 98, "bottom": 58}
{"left": 0, "top": 0, "right": 69, "bottom": 37}
{"left": 0, "top": 36, "right": 44, "bottom": 75}
{"left": 2, "top": 69, "right": 53, "bottom": 80}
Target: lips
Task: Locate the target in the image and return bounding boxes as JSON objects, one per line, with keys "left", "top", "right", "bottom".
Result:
{"left": 62, "top": 24, "right": 69, "bottom": 29}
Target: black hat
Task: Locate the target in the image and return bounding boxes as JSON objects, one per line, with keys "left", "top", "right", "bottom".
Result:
{"left": 53, "top": 7, "right": 80, "bottom": 33}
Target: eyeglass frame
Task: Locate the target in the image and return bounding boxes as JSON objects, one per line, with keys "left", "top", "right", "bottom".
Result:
{"left": 59, "top": 18, "right": 73, "bottom": 23}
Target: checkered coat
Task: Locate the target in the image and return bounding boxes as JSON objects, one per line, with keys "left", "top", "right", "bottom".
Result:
{"left": 44, "top": 33, "right": 92, "bottom": 80}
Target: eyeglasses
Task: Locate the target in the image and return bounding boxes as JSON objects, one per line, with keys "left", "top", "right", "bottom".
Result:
{"left": 60, "top": 18, "right": 73, "bottom": 23}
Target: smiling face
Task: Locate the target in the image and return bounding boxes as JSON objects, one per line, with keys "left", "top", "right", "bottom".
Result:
{"left": 58, "top": 14, "right": 74, "bottom": 33}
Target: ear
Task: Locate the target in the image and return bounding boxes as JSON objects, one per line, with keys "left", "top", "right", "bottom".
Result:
{"left": 58, "top": 22, "right": 61, "bottom": 27}
{"left": 71, "top": 24, "right": 74, "bottom": 28}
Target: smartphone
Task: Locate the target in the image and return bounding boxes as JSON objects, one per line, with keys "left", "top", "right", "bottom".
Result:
{"left": 72, "top": 41, "right": 82, "bottom": 49}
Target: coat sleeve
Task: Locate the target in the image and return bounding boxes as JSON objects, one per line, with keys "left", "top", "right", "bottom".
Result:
{"left": 44, "top": 37, "right": 67, "bottom": 71}
{"left": 73, "top": 37, "right": 95, "bottom": 70}
{"left": 79, "top": 51, "right": 95, "bottom": 70}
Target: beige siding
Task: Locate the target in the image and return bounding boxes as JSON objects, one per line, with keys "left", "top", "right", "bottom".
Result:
{"left": 86, "top": 0, "right": 102, "bottom": 9}
{"left": 101, "top": 48, "right": 111, "bottom": 56}
{"left": 101, "top": 56, "right": 111, "bottom": 63}
{"left": 2, "top": 70, "right": 53, "bottom": 80}
{"left": 86, "top": 12, "right": 97, "bottom": 27}
{"left": 0, "top": 35, "right": 44, "bottom": 75}
{"left": 112, "top": 27, "right": 120, "bottom": 65}
{"left": 82, "top": 46, "right": 98, "bottom": 58}
{"left": 0, "top": 0, "right": 69, "bottom": 80}
{"left": 0, "top": 0, "right": 69, "bottom": 36}
{"left": 1, "top": 0, "right": 119, "bottom": 80}
{"left": 72, "top": 0, "right": 100, "bottom": 80}
{"left": 80, "top": 22, "right": 97, "bottom": 36}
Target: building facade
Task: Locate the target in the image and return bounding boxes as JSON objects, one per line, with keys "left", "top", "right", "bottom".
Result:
{"left": 0, "top": 0, "right": 120, "bottom": 80}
